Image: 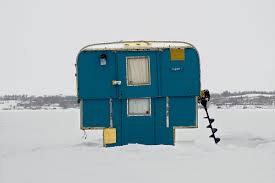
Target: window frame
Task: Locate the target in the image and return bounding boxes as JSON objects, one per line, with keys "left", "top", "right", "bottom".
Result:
{"left": 126, "top": 56, "right": 151, "bottom": 86}
{"left": 127, "top": 98, "right": 151, "bottom": 116}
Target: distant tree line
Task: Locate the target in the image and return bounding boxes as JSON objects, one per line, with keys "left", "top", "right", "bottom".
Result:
{"left": 0, "top": 91, "right": 275, "bottom": 109}
{"left": 210, "top": 91, "right": 275, "bottom": 107}
{"left": 0, "top": 95, "right": 79, "bottom": 109}
{"left": 212, "top": 90, "right": 275, "bottom": 98}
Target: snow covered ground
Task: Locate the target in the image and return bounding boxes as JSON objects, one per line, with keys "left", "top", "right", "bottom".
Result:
{"left": 0, "top": 109, "right": 274, "bottom": 183}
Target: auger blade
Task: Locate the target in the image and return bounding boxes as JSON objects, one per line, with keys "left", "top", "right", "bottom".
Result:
{"left": 214, "top": 138, "right": 221, "bottom": 144}
{"left": 209, "top": 134, "right": 215, "bottom": 138}
{"left": 206, "top": 124, "right": 212, "bottom": 128}
{"left": 209, "top": 118, "right": 215, "bottom": 123}
{"left": 204, "top": 117, "right": 208, "bottom": 119}
{"left": 212, "top": 128, "right": 217, "bottom": 133}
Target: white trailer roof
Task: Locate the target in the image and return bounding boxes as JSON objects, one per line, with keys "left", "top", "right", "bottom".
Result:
{"left": 81, "top": 41, "right": 194, "bottom": 51}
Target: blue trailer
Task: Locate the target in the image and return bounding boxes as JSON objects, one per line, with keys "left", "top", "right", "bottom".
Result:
{"left": 76, "top": 41, "right": 202, "bottom": 146}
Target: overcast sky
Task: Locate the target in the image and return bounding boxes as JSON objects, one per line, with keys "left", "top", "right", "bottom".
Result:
{"left": 0, "top": 0, "right": 274, "bottom": 95}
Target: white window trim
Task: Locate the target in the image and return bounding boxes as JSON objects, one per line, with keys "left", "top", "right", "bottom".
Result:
{"left": 127, "top": 98, "right": 151, "bottom": 116}
{"left": 126, "top": 56, "right": 151, "bottom": 86}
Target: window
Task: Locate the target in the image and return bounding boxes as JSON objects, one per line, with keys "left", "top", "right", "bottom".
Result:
{"left": 127, "top": 98, "right": 151, "bottom": 116}
{"left": 126, "top": 56, "right": 150, "bottom": 86}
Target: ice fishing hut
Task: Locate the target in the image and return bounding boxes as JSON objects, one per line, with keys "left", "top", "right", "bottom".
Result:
{"left": 76, "top": 41, "right": 200, "bottom": 146}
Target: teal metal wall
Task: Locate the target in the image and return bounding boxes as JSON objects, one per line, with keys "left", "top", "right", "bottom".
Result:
{"left": 77, "top": 48, "right": 200, "bottom": 146}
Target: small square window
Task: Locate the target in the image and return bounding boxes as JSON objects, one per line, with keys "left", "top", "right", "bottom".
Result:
{"left": 127, "top": 98, "right": 151, "bottom": 116}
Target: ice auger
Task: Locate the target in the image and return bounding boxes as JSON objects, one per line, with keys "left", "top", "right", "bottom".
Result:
{"left": 198, "top": 90, "right": 220, "bottom": 144}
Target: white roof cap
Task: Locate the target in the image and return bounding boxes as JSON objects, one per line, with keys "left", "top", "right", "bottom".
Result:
{"left": 81, "top": 41, "right": 194, "bottom": 51}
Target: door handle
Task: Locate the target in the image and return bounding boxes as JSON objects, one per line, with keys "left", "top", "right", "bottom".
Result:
{"left": 112, "top": 80, "right": 121, "bottom": 86}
